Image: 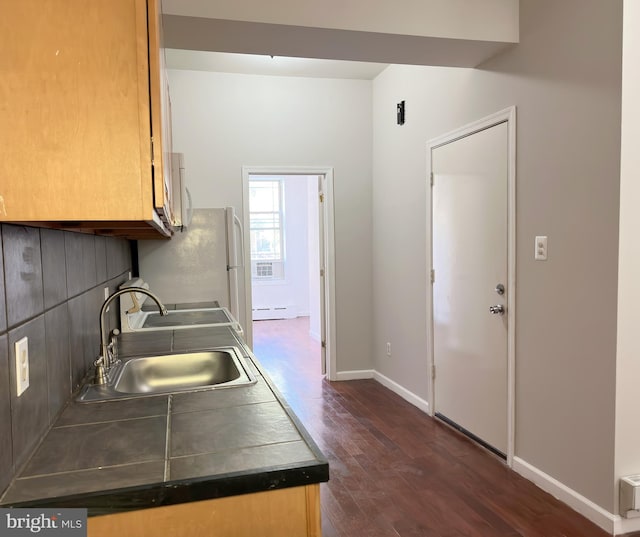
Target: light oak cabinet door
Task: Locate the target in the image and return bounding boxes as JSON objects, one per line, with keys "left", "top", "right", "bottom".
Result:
{"left": 88, "top": 485, "right": 323, "bottom": 537}
{"left": 148, "top": 0, "right": 174, "bottom": 229}
{"left": 0, "top": 0, "right": 173, "bottom": 239}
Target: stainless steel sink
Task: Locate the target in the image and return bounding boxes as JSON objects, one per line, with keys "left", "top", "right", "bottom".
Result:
{"left": 77, "top": 347, "right": 256, "bottom": 402}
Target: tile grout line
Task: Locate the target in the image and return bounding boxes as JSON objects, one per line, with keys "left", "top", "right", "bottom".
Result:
{"left": 169, "top": 439, "right": 311, "bottom": 461}
{"left": 10, "top": 459, "right": 160, "bottom": 481}
{"left": 170, "top": 399, "right": 277, "bottom": 416}
{"left": 54, "top": 413, "right": 167, "bottom": 429}
{"left": 164, "top": 395, "right": 172, "bottom": 481}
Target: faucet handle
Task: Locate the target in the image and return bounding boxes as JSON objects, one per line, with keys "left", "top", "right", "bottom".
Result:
{"left": 93, "top": 356, "right": 108, "bottom": 385}
{"left": 109, "top": 329, "right": 120, "bottom": 355}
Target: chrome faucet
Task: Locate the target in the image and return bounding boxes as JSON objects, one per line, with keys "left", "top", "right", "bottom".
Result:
{"left": 94, "top": 287, "right": 168, "bottom": 384}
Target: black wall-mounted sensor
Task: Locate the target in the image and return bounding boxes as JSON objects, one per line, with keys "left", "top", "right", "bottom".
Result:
{"left": 397, "top": 100, "right": 405, "bottom": 125}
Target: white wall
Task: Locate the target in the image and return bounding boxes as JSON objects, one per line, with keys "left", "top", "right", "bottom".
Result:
{"left": 372, "top": 0, "right": 622, "bottom": 513}
{"left": 168, "top": 69, "right": 373, "bottom": 372}
{"left": 251, "top": 176, "right": 310, "bottom": 318}
{"left": 615, "top": 0, "right": 640, "bottom": 516}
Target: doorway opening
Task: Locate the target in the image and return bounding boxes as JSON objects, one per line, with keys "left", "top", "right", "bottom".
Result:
{"left": 241, "top": 167, "right": 337, "bottom": 382}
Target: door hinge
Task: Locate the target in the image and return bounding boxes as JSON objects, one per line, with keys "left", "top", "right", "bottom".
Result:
{"left": 150, "top": 137, "right": 156, "bottom": 166}
{"left": 430, "top": 172, "right": 434, "bottom": 187}
{"left": 431, "top": 364, "right": 436, "bottom": 380}
{"left": 321, "top": 340, "right": 326, "bottom": 348}
{"left": 320, "top": 268, "right": 325, "bottom": 277}
{"left": 319, "top": 192, "right": 324, "bottom": 203}
{"left": 430, "top": 269, "right": 435, "bottom": 284}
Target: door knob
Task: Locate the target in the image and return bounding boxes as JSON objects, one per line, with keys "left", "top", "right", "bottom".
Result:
{"left": 489, "top": 304, "right": 505, "bottom": 315}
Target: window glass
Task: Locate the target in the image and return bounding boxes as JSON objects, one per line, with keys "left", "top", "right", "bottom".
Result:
{"left": 249, "top": 179, "right": 285, "bottom": 279}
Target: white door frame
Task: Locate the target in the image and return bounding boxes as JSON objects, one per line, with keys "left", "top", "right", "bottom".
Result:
{"left": 426, "top": 106, "right": 516, "bottom": 465}
{"left": 242, "top": 165, "right": 338, "bottom": 381}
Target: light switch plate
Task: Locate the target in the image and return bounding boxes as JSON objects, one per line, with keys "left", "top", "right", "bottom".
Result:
{"left": 15, "top": 336, "right": 29, "bottom": 397}
{"left": 535, "top": 236, "right": 548, "bottom": 261}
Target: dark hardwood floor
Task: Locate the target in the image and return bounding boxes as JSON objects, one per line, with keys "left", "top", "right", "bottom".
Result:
{"left": 252, "top": 317, "right": 621, "bottom": 537}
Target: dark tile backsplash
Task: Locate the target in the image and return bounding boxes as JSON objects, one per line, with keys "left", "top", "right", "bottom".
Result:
{"left": 41, "top": 229, "right": 68, "bottom": 309}
{"left": 68, "top": 287, "right": 105, "bottom": 388}
{"left": 0, "top": 234, "right": 6, "bottom": 332}
{"left": 65, "top": 232, "right": 97, "bottom": 298}
{"left": 8, "top": 316, "right": 49, "bottom": 473}
{"left": 0, "top": 224, "right": 132, "bottom": 496}
{"left": 4, "top": 226, "right": 44, "bottom": 328}
{"left": 95, "top": 236, "right": 107, "bottom": 284}
{"left": 45, "top": 304, "right": 71, "bottom": 422}
{"left": 106, "top": 236, "right": 131, "bottom": 280}
{"left": 0, "top": 335, "right": 11, "bottom": 494}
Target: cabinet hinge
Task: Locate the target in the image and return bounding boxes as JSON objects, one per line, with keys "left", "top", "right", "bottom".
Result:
{"left": 321, "top": 340, "right": 326, "bottom": 348}
{"left": 151, "top": 137, "right": 156, "bottom": 166}
{"left": 320, "top": 268, "right": 325, "bottom": 277}
{"left": 431, "top": 364, "right": 436, "bottom": 380}
{"left": 319, "top": 192, "right": 324, "bottom": 203}
{"left": 430, "top": 269, "right": 435, "bottom": 284}
{"left": 430, "top": 172, "right": 434, "bottom": 187}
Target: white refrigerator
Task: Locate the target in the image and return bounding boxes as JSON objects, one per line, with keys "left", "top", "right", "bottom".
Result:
{"left": 136, "top": 207, "right": 246, "bottom": 333}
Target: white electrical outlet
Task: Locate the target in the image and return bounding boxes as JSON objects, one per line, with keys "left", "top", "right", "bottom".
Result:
{"left": 15, "top": 337, "right": 29, "bottom": 397}
{"left": 534, "top": 236, "right": 548, "bottom": 261}
{"left": 386, "top": 342, "right": 391, "bottom": 357}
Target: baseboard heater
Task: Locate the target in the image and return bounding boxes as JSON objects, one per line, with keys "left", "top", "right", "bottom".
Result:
{"left": 252, "top": 306, "right": 296, "bottom": 321}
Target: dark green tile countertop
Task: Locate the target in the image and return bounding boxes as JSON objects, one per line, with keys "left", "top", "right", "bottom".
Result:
{"left": 0, "top": 325, "right": 328, "bottom": 515}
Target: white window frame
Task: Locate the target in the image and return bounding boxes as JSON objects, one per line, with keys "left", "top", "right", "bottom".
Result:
{"left": 249, "top": 178, "right": 285, "bottom": 281}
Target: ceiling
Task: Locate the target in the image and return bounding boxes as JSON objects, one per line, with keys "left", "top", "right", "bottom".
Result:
{"left": 165, "top": 49, "right": 389, "bottom": 80}
{"left": 161, "top": 2, "right": 518, "bottom": 80}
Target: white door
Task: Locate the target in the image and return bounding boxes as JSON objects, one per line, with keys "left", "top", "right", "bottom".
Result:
{"left": 432, "top": 122, "right": 508, "bottom": 456}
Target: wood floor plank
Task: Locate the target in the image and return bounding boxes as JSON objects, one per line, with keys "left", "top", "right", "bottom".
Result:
{"left": 253, "top": 317, "right": 616, "bottom": 537}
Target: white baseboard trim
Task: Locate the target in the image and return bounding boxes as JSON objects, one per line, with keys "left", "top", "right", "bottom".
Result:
{"left": 335, "top": 369, "right": 430, "bottom": 414}
{"left": 335, "top": 369, "right": 374, "bottom": 381}
{"left": 373, "top": 371, "right": 430, "bottom": 415}
{"left": 513, "top": 456, "right": 622, "bottom": 534}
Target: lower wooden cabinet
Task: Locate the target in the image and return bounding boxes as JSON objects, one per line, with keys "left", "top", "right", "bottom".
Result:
{"left": 87, "top": 485, "right": 322, "bottom": 537}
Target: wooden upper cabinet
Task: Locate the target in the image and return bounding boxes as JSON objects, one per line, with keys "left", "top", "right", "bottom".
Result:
{"left": 148, "top": 0, "right": 174, "bottom": 229}
{"left": 0, "top": 0, "right": 173, "bottom": 239}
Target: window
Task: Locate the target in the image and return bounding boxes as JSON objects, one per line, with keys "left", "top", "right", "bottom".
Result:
{"left": 249, "top": 179, "right": 285, "bottom": 280}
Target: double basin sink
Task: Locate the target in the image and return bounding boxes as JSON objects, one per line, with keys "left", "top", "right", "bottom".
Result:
{"left": 78, "top": 346, "right": 256, "bottom": 402}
